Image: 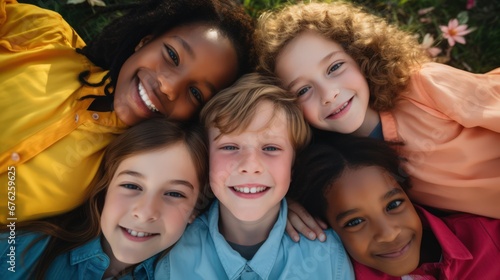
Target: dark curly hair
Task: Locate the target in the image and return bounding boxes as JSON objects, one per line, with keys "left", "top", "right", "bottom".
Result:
{"left": 256, "top": 1, "right": 429, "bottom": 111}
{"left": 79, "top": 0, "right": 255, "bottom": 97}
{"left": 288, "top": 135, "right": 410, "bottom": 223}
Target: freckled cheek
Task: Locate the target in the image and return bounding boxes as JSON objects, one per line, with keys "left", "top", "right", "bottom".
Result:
{"left": 210, "top": 153, "right": 237, "bottom": 170}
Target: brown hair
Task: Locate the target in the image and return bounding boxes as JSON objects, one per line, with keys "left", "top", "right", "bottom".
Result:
{"left": 256, "top": 1, "right": 429, "bottom": 111}
{"left": 200, "top": 73, "right": 311, "bottom": 152}
{"left": 13, "top": 118, "right": 209, "bottom": 279}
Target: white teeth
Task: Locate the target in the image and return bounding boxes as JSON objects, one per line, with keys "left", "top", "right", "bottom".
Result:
{"left": 126, "top": 228, "right": 153, "bottom": 237}
{"left": 233, "top": 186, "right": 267, "bottom": 194}
{"left": 138, "top": 82, "right": 159, "bottom": 113}
{"left": 332, "top": 101, "right": 349, "bottom": 115}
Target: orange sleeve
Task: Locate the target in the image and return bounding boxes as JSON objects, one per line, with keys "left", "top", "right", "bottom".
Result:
{"left": 412, "top": 63, "right": 500, "bottom": 132}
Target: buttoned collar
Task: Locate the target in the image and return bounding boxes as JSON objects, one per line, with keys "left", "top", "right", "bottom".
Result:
{"left": 205, "top": 200, "right": 287, "bottom": 279}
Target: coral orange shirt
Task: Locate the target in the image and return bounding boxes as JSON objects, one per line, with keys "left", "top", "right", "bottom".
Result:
{"left": 380, "top": 62, "right": 500, "bottom": 218}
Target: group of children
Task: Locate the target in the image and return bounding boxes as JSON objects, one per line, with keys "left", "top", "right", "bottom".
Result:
{"left": 1, "top": 0, "right": 498, "bottom": 279}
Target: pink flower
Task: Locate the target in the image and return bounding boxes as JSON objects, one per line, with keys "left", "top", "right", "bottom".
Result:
{"left": 420, "top": 34, "right": 442, "bottom": 57}
{"left": 466, "top": 0, "right": 476, "bottom": 10}
{"left": 440, "top": 19, "right": 474, "bottom": 46}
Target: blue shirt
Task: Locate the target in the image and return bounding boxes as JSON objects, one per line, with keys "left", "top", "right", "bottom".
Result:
{"left": 0, "top": 232, "right": 157, "bottom": 280}
{"left": 156, "top": 199, "right": 354, "bottom": 279}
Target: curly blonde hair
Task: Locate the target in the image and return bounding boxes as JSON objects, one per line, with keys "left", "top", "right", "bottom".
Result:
{"left": 256, "top": 1, "right": 429, "bottom": 111}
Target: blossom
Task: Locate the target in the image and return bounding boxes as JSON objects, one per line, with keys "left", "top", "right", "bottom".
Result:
{"left": 439, "top": 19, "right": 474, "bottom": 46}
{"left": 67, "top": 0, "right": 106, "bottom": 7}
{"left": 466, "top": 0, "right": 476, "bottom": 10}
{"left": 420, "top": 34, "right": 442, "bottom": 57}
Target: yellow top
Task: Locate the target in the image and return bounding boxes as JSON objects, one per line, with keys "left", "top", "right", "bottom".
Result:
{"left": 0, "top": 0, "right": 127, "bottom": 221}
{"left": 381, "top": 62, "right": 500, "bottom": 218}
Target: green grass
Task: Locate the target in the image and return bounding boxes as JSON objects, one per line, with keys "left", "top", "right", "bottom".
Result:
{"left": 19, "top": 0, "right": 500, "bottom": 73}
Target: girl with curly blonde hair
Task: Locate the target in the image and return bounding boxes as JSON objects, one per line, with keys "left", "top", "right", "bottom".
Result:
{"left": 256, "top": 1, "right": 500, "bottom": 228}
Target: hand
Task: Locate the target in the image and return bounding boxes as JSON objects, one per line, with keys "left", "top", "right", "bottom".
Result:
{"left": 286, "top": 198, "right": 328, "bottom": 242}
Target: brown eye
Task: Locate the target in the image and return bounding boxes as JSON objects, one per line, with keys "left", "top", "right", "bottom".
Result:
{"left": 164, "top": 44, "right": 179, "bottom": 66}
{"left": 189, "top": 87, "right": 204, "bottom": 104}
{"left": 386, "top": 199, "right": 403, "bottom": 211}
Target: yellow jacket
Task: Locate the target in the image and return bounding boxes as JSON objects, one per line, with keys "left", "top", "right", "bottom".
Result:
{"left": 0, "top": 0, "right": 127, "bottom": 221}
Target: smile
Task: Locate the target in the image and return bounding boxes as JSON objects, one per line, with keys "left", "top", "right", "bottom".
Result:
{"left": 332, "top": 101, "right": 349, "bottom": 115}
{"left": 375, "top": 240, "right": 412, "bottom": 259}
{"left": 326, "top": 97, "right": 353, "bottom": 119}
{"left": 232, "top": 186, "right": 268, "bottom": 194}
{"left": 124, "top": 227, "right": 156, "bottom": 238}
{"left": 138, "top": 82, "right": 159, "bottom": 113}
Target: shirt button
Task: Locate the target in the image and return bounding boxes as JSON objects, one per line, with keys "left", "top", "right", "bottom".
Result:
{"left": 75, "top": 113, "right": 79, "bottom": 122}
{"left": 11, "top": 152, "right": 20, "bottom": 162}
{"left": 92, "top": 113, "right": 100, "bottom": 120}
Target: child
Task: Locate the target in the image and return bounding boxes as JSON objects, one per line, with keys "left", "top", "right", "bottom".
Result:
{"left": 256, "top": 1, "right": 500, "bottom": 219}
{"left": 289, "top": 136, "right": 500, "bottom": 279}
{"left": 154, "top": 73, "right": 354, "bottom": 279}
{"left": 0, "top": 118, "right": 210, "bottom": 279}
{"left": 0, "top": 0, "right": 254, "bottom": 221}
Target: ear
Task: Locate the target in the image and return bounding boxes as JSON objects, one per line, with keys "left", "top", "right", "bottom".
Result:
{"left": 188, "top": 212, "right": 197, "bottom": 224}
{"left": 135, "top": 35, "right": 154, "bottom": 51}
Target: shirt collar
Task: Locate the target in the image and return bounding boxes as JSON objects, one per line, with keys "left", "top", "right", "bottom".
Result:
{"left": 206, "top": 200, "right": 288, "bottom": 279}
{"left": 415, "top": 205, "right": 473, "bottom": 261}
{"left": 69, "top": 235, "right": 158, "bottom": 279}
{"left": 69, "top": 236, "right": 108, "bottom": 266}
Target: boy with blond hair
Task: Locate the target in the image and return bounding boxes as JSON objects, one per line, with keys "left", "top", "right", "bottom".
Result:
{"left": 155, "top": 73, "right": 354, "bottom": 279}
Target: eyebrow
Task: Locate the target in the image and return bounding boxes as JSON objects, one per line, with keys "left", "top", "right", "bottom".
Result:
{"left": 335, "top": 187, "right": 404, "bottom": 223}
{"left": 117, "top": 170, "right": 194, "bottom": 190}
{"left": 286, "top": 50, "right": 344, "bottom": 90}
{"left": 173, "top": 36, "right": 195, "bottom": 58}
{"left": 335, "top": 208, "right": 360, "bottom": 223}
{"left": 383, "top": 187, "right": 404, "bottom": 200}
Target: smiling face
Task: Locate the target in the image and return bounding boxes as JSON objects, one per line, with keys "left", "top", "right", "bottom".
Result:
{"left": 100, "top": 142, "right": 200, "bottom": 265}
{"left": 325, "top": 166, "right": 422, "bottom": 276}
{"left": 208, "top": 101, "right": 294, "bottom": 223}
{"left": 113, "top": 23, "right": 238, "bottom": 126}
{"left": 275, "top": 30, "right": 377, "bottom": 136}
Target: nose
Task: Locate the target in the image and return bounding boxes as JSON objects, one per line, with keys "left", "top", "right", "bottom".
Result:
{"left": 373, "top": 219, "right": 401, "bottom": 243}
{"left": 320, "top": 88, "right": 340, "bottom": 105}
{"left": 238, "top": 149, "right": 263, "bottom": 174}
{"left": 132, "top": 196, "right": 160, "bottom": 222}
{"left": 157, "top": 73, "right": 180, "bottom": 101}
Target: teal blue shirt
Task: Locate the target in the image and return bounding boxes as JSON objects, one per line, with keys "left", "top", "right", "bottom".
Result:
{"left": 0, "top": 232, "right": 157, "bottom": 279}
{"left": 156, "top": 199, "right": 354, "bottom": 279}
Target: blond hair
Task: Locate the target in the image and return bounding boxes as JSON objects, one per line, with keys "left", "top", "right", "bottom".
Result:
{"left": 200, "top": 73, "right": 311, "bottom": 151}
{"left": 256, "top": 1, "right": 430, "bottom": 111}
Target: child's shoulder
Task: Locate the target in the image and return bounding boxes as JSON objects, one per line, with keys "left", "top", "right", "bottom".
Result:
{"left": 1, "top": 0, "right": 86, "bottom": 51}
{"left": 0, "top": 231, "right": 50, "bottom": 278}
{"left": 414, "top": 62, "right": 476, "bottom": 83}
{"left": 285, "top": 228, "right": 343, "bottom": 250}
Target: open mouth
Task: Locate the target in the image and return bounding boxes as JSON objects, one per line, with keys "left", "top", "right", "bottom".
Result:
{"left": 326, "top": 97, "right": 353, "bottom": 119}
{"left": 121, "top": 226, "right": 159, "bottom": 238}
{"left": 232, "top": 186, "right": 269, "bottom": 194}
{"left": 138, "top": 82, "right": 159, "bottom": 113}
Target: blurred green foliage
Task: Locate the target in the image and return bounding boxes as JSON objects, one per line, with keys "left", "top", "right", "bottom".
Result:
{"left": 19, "top": 0, "right": 500, "bottom": 73}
